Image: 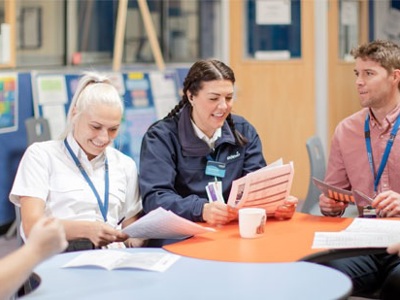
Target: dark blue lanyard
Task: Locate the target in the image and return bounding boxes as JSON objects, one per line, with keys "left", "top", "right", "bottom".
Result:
{"left": 364, "top": 113, "right": 400, "bottom": 192}
{"left": 207, "top": 147, "right": 220, "bottom": 165}
{"left": 64, "top": 139, "right": 109, "bottom": 221}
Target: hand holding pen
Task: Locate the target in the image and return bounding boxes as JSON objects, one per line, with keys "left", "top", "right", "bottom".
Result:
{"left": 87, "top": 221, "right": 129, "bottom": 247}
{"left": 116, "top": 216, "right": 125, "bottom": 227}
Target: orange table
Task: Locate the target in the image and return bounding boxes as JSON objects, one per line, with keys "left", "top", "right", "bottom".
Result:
{"left": 164, "top": 212, "right": 353, "bottom": 263}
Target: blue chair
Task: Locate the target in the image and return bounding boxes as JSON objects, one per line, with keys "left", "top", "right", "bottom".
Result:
{"left": 300, "top": 136, "right": 358, "bottom": 217}
{"left": 301, "top": 136, "right": 326, "bottom": 215}
{"left": 6, "top": 117, "right": 52, "bottom": 243}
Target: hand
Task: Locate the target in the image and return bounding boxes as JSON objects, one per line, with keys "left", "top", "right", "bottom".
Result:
{"left": 319, "top": 194, "right": 348, "bottom": 217}
{"left": 87, "top": 222, "right": 130, "bottom": 247}
{"left": 124, "top": 238, "right": 147, "bottom": 248}
{"left": 372, "top": 190, "right": 400, "bottom": 218}
{"left": 274, "top": 196, "right": 298, "bottom": 220}
{"left": 202, "top": 202, "right": 238, "bottom": 226}
{"left": 26, "top": 217, "right": 68, "bottom": 260}
{"left": 387, "top": 242, "right": 400, "bottom": 256}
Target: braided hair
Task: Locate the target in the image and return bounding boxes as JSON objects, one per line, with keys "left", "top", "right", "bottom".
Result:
{"left": 166, "top": 59, "right": 248, "bottom": 146}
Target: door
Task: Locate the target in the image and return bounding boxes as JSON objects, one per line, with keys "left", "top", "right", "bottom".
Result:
{"left": 229, "top": 0, "right": 315, "bottom": 198}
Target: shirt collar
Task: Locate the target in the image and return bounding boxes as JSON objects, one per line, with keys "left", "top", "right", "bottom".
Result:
{"left": 66, "top": 133, "right": 105, "bottom": 168}
{"left": 190, "top": 119, "right": 221, "bottom": 149}
{"left": 386, "top": 103, "right": 400, "bottom": 125}
{"left": 178, "top": 104, "right": 235, "bottom": 156}
{"left": 368, "top": 104, "right": 400, "bottom": 129}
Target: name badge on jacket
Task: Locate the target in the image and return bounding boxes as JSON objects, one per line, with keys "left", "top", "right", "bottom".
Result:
{"left": 205, "top": 161, "right": 226, "bottom": 178}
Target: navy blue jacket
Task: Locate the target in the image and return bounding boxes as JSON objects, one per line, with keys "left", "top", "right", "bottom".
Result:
{"left": 139, "top": 104, "right": 266, "bottom": 222}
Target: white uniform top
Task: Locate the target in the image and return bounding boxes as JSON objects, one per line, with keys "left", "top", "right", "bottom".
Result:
{"left": 10, "top": 134, "right": 142, "bottom": 236}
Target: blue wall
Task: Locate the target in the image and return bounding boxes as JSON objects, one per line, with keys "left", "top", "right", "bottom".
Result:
{"left": 0, "top": 73, "right": 33, "bottom": 225}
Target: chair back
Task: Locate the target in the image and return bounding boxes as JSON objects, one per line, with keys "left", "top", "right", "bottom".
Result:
{"left": 5, "top": 118, "right": 50, "bottom": 246}
{"left": 301, "top": 136, "right": 326, "bottom": 214}
{"left": 25, "top": 117, "right": 51, "bottom": 145}
{"left": 14, "top": 206, "right": 24, "bottom": 246}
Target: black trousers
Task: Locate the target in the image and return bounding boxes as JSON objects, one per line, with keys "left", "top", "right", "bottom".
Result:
{"left": 320, "top": 253, "right": 400, "bottom": 300}
{"left": 65, "top": 239, "right": 98, "bottom": 252}
{"left": 145, "top": 237, "right": 189, "bottom": 247}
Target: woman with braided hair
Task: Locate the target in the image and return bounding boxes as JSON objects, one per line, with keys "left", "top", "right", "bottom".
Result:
{"left": 139, "top": 59, "right": 297, "bottom": 233}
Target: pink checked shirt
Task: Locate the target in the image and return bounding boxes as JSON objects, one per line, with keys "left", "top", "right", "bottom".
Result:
{"left": 325, "top": 105, "right": 400, "bottom": 198}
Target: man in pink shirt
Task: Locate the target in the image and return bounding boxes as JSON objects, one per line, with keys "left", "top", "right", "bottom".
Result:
{"left": 319, "top": 40, "right": 400, "bottom": 300}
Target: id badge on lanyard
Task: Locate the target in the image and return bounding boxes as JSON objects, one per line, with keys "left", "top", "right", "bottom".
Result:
{"left": 205, "top": 161, "right": 226, "bottom": 178}
{"left": 205, "top": 160, "right": 226, "bottom": 203}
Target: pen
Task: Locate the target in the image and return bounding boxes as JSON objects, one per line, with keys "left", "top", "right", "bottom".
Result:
{"left": 117, "top": 216, "right": 125, "bottom": 226}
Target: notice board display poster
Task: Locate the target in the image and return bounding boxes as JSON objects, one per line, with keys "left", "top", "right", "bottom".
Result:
{"left": 0, "top": 73, "right": 18, "bottom": 134}
{"left": 31, "top": 70, "right": 179, "bottom": 165}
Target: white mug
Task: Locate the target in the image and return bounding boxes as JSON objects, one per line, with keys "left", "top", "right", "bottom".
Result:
{"left": 239, "top": 208, "right": 267, "bottom": 238}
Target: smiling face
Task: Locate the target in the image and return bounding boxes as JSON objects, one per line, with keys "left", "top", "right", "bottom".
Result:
{"left": 72, "top": 103, "right": 121, "bottom": 160}
{"left": 354, "top": 58, "right": 398, "bottom": 110}
{"left": 189, "top": 80, "right": 234, "bottom": 138}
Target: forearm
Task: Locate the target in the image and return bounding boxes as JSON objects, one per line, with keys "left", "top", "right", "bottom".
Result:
{"left": 61, "top": 220, "right": 94, "bottom": 241}
{"left": 25, "top": 217, "right": 82, "bottom": 242}
{"left": 61, "top": 219, "right": 128, "bottom": 247}
{"left": 0, "top": 245, "right": 44, "bottom": 299}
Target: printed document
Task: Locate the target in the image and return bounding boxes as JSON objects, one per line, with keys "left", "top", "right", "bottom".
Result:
{"left": 312, "top": 218, "right": 400, "bottom": 249}
{"left": 62, "top": 249, "right": 180, "bottom": 272}
{"left": 227, "top": 159, "right": 294, "bottom": 216}
{"left": 313, "top": 178, "right": 377, "bottom": 208}
{"left": 122, "top": 207, "right": 216, "bottom": 239}
{"left": 312, "top": 177, "right": 355, "bottom": 204}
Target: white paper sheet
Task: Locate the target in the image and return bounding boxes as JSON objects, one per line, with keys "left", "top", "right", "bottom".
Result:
{"left": 122, "top": 207, "right": 216, "bottom": 239}
{"left": 312, "top": 218, "right": 400, "bottom": 249}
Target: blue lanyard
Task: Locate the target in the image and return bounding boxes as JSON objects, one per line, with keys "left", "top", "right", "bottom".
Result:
{"left": 364, "top": 113, "right": 400, "bottom": 192}
{"left": 64, "top": 139, "right": 109, "bottom": 222}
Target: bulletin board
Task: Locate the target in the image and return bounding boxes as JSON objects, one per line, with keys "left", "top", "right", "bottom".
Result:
{"left": 0, "top": 73, "right": 18, "bottom": 134}
{"left": 369, "top": 0, "right": 400, "bottom": 43}
{"left": 246, "top": 0, "right": 302, "bottom": 60}
{"left": 31, "top": 69, "right": 181, "bottom": 164}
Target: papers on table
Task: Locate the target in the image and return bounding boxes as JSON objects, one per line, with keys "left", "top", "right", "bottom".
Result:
{"left": 122, "top": 207, "right": 216, "bottom": 239}
{"left": 312, "top": 218, "right": 400, "bottom": 249}
{"left": 62, "top": 250, "right": 180, "bottom": 272}
{"left": 227, "top": 159, "right": 294, "bottom": 216}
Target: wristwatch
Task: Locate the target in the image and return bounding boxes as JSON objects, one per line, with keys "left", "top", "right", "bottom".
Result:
{"left": 322, "top": 209, "right": 344, "bottom": 217}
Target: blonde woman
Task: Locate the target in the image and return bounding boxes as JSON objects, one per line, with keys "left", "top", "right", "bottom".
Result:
{"left": 10, "top": 72, "right": 143, "bottom": 251}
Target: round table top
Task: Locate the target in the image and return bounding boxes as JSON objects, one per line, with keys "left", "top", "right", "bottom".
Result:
{"left": 24, "top": 248, "right": 352, "bottom": 300}
{"left": 164, "top": 212, "right": 353, "bottom": 263}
